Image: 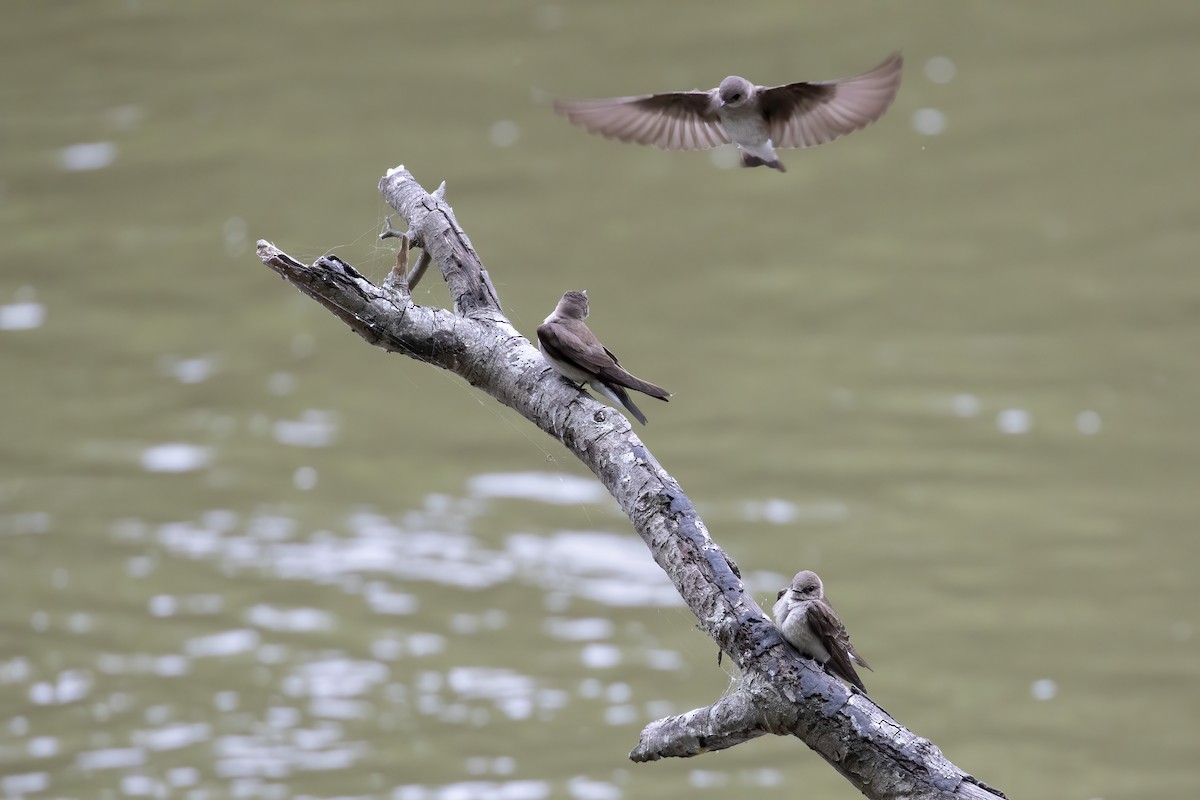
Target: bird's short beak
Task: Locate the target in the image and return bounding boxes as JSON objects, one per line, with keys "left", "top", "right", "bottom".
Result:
{"left": 719, "top": 99, "right": 728, "bottom": 108}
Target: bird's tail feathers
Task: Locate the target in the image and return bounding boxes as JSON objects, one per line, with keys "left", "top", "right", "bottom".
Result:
{"left": 603, "top": 368, "right": 670, "bottom": 400}
{"left": 594, "top": 382, "right": 649, "bottom": 425}
{"left": 620, "top": 374, "right": 670, "bottom": 401}
{"left": 829, "top": 659, "right": 868, "bottom": 694}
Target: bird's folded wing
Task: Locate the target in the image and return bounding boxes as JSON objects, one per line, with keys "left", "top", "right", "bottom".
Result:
{"left": 537, "top": 323, "right": 617, "bottom": 376}
{"left": 807, "top": 601, "right": 867, "bottom": 690}
{"left": 554, "top": 91, "right": 730, "bottom": 151}
{"left": 760, "top": 52, "right": 903, "bottom": 150}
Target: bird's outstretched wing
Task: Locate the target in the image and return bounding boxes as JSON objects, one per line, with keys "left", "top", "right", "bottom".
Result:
{"left": 554, "top": 91, "right": 730, "bottom": 151}
{"left": 758, "top": 52, "right": 903, "bottom": 150}
{"left": 807, "top": 600, "right": 869, "bottom": 692}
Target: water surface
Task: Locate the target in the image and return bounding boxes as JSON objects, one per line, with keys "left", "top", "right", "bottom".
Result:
{"left": 1, "top": 2, "right": 1198, "bottom": 798}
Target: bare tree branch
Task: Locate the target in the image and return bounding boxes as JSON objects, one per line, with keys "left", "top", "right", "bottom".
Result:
{"left": 253, "top": 165, "right": 1005, "bottom": 800}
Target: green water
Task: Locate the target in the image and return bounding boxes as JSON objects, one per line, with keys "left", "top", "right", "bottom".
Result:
{"left": 2, "top": 1, "right": 1197, "bottom": 798}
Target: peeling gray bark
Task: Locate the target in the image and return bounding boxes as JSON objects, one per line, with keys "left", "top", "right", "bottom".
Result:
{"left": 254, "top": 165, "right": 1006, "bottom": 800}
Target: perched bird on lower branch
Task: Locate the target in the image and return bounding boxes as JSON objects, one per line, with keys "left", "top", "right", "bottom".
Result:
{"left": 537, "top": 290, "right": 670, "bottom": 425}
{"left": 553, "top": 52, "right": 902, "bottom": 172}
{"left": 773, "top": 570, "right": 873, "bottom": 692}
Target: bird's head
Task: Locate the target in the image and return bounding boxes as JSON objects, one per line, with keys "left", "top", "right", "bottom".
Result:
{"left": 557, "top": 290, "right": 589, "bottom": 320}
{"left": 787, "top": 570, "right": 824, "bottom": 599}
{"left": 718, "top": 76, "right": 754, "bottom": 108}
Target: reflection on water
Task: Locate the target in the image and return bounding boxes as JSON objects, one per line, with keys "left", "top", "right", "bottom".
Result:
{"left": 59, "top": 141, "right": 117, "bottom": 172}
{"left": 0, "top": 300, "right": 45, "bottom": 331}
{"left": 142, "top": 487, "right": 684, "bottom": 604}
{"left": 468, "top": 472, "right": 608, "bottom": 506}
{"left": 158, "top": 354, "right": 219, "bottom": 385}
{"left": 0, "top": 456, "right": 868, "bottom": 798}
{"left": 2, "top": 471, "right": 723, "bottom": 797}
{"left": 395, "top": 780, "right": 552, "bottom": 800}
{"left": 272, "top": 410, "right": 340, "bottom": 448}
{"left": 140, "top": 443, "right": 213, "bottom": 473}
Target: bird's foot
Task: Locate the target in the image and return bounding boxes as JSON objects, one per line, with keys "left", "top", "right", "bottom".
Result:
{"left": 739, "top": 152, "right": 786, "bottom": 172}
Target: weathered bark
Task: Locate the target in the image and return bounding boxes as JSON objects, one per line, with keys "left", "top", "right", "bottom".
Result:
{"left": 254, "top": 165, "right": 1005, "bottom": 800}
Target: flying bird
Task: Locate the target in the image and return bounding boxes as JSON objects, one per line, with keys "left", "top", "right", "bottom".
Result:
{"left": 772, "top": 570, "right": 873, "bottom": 692}
{"left": 537, "top": 290, "right": 670, "bottom": 425}
{"left": 553, "top": 52, "right": 902, "bottom": 172}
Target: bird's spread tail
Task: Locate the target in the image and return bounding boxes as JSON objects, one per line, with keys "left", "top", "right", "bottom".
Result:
{"left": 740, "top": 152, "right": 786, "bottom": 172}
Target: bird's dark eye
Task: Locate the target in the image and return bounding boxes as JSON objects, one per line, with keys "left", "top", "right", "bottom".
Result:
{"left": 730, "top": 94, "right": 741, "bottom": 101}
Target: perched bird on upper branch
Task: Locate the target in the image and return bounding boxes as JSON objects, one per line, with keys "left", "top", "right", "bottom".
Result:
{"left": 537, "top": 290, "right": 670, "bottom": 425}
{"left": 553, "top": 52, "right": 902, "bottom": 172}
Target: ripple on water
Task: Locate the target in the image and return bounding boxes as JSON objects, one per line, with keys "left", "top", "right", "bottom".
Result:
{"left": 120, "top": 774, "right": 163, "bottom": 796}
{"left": 566, "top": 776, "right": 622, "bottom": 800}
{"left": 364, "top": 583, "right": 420, "bottom": 615}
{"left": 996, "top": 408, "right": 1032, "bottom": 435}
{"left": 29, "top": 669, "right": 92, "bottom": 705}
{"left": 132, "top": 722, "right": 211, "bottom": 752}
{"left": 437, "top": 667, "right": 546, "bottom": 722}
{"left": 75, "top": 746, "right": 146, "bottom": 771}
{"left": 96, "top": 653, "right": 190, "bottom": 677}
{"left": 603, "top": 705, "right": 637, "bottom": 725}
{"left": 246, "top": 605, "right": 334, "bottom": 632}
{"left": 185, "top": 629, "right": 261, "bottom": 658}
{"left": 272, "top": 409, "right": 339, "bottom": 447}
{"left": 467, "top": 471, "right": 608, "bottom": 505}
{"left": 1, "top": 773, "right": 49, "bottom": 796}
{"left": 509, "top": 530, "right": 680, "bottom": 607}
{"left": 688, "top": 770, "right": 728, "bottom": 788}
{"left": 282, "top": 658, "right": 388, "bottom": 699}
{"left": 466, "top": 755, "right": 516, "bottom": 776}
{"left": 60, "top": 141, "right": 117, "bottom": 170}
{"left": 140, "top": 443, "right": 213, "bottom": 473}
{"left": 371, "top": 632, "right": 446, "bottom": 661}
{"left": 393, "top": 780, "right": 551, "bottom": 800}
{"left": 544, "top": 617, "right": 614, "bottom": 641}
{"left": 73, "top": 490, "right": 706, "bottom": 795}
{"left": 579, "top": 644, "right": 621, "bottom": 669}
{"left": 27, "top": 736, "right": 58, "bottom": 758}
{"left": 644, "top": 649, "right": 684, "bottom": 671}
{"left": 447, "top": 667, "right": 533, "bottom": 700}
{"left": 158, "top": 353, "right": 218, "bottom": 384}
{"left": 739, "top": 498, "right": 849, "bottom": 526}
{"left": 167, "top": 766, "right": 198, "bottom": 787}
{"left": 150, "top": 489, "right": 680, "bottom": 607}
{"left": 0, "top": 657, "right": 31, "bottom": 684}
